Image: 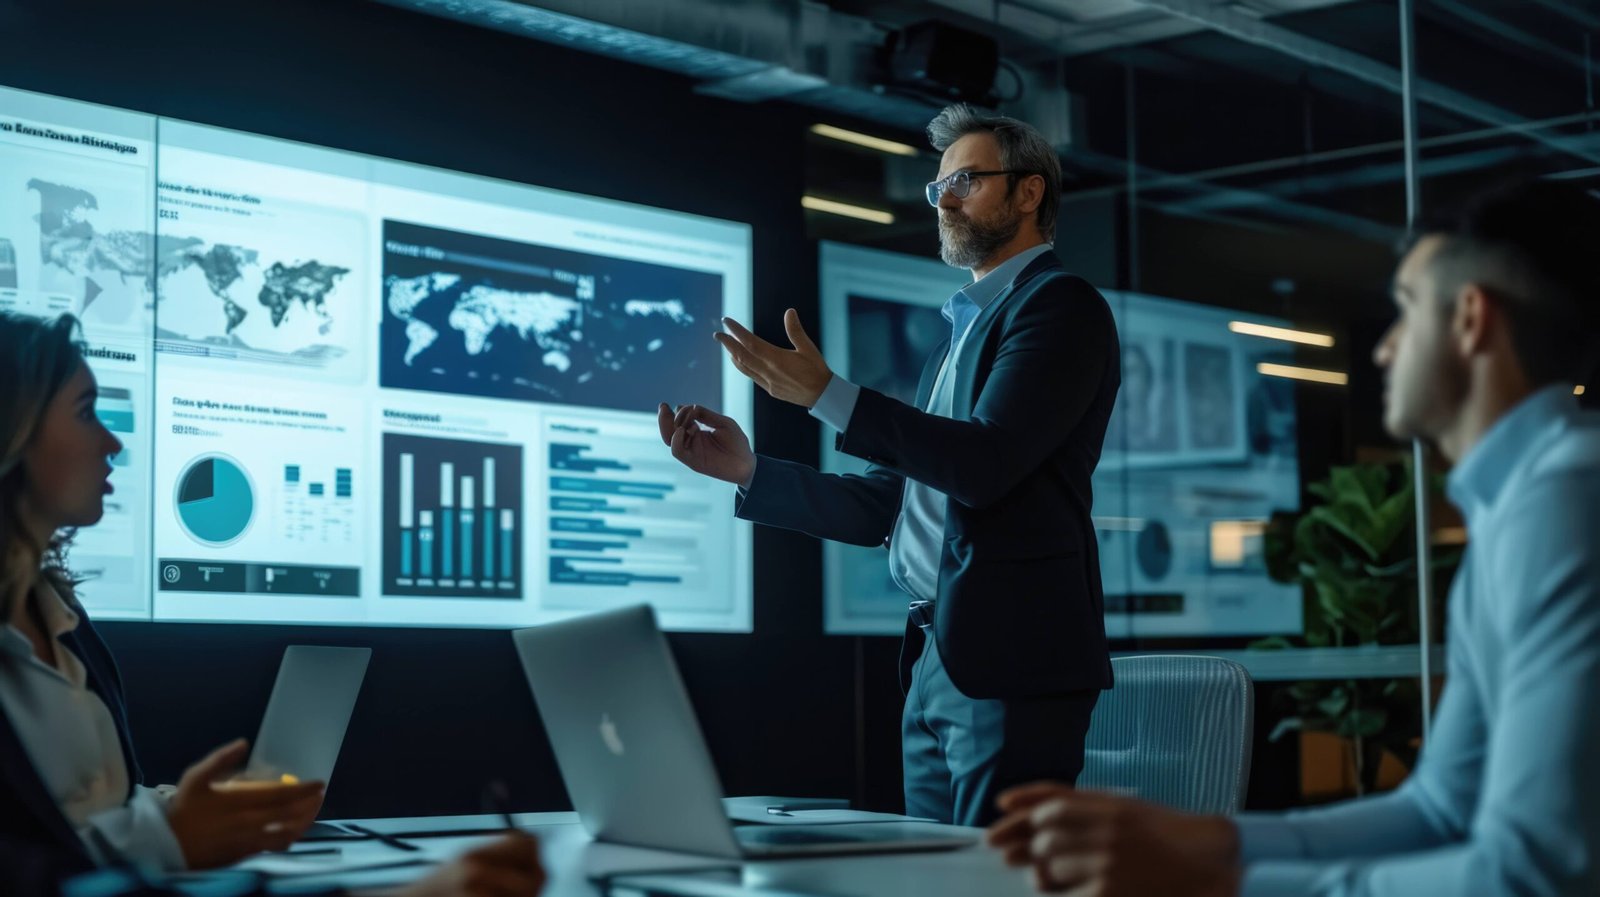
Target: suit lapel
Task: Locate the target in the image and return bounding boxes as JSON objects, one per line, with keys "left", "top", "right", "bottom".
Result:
{"left": 949, "top": 254, "right": 1064, "bottom": 418}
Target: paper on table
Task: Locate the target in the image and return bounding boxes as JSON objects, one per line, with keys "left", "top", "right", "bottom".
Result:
{"left": 234, "top": 849, "right": 439, "bottom": 878}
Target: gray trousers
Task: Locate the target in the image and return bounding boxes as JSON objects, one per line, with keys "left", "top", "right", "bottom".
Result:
{"left": 901, "top": 633, "right": 1100, "bottom": 827}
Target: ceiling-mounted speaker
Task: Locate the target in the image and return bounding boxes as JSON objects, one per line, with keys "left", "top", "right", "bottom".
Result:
{"left": 885, "top": 20, "right": 999, "bottom": 106}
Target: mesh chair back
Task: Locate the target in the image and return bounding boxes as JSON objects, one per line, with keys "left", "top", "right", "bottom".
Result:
{"left": 1078, "top": 654, "right": 1254, "bottom": 815}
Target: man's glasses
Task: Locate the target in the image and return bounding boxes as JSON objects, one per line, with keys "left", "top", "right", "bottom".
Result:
{"left": 925, "top": 169, "right": 1033, "bottom": 206}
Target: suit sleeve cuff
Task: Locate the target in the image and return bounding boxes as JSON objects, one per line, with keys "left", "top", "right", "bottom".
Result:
{"left": 809, "top": 376, "right": 861, "bottom": 433}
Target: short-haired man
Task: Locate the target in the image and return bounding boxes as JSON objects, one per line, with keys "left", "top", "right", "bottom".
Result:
{"left": 987, "top": 180, "right": 1600, "bottom": 896}
{"left": 659, "top": 105, "right": 1121, "bottom": 826}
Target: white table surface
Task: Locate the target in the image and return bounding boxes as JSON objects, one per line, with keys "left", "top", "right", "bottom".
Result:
{"left": 242, "top": 813, "right": 1031, "bottom": 897}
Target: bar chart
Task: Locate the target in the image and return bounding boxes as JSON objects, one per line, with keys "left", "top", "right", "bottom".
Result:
{"left": 281, "top": 463, "right": 355, "bottom": 546}
{"left": 382, "top": 432, "right": 523, "bottom": 599}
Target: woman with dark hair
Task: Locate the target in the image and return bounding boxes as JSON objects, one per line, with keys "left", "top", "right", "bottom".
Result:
{"left": 0, "top": 312, "right": 543, "bottom": 896}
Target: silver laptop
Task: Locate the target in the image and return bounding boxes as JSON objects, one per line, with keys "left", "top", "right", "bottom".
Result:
{"left": 512, "top": 604, "right": 978, "bottom": 859}
{"left": 242, "top": 645, "right": 371, "bottom": 785}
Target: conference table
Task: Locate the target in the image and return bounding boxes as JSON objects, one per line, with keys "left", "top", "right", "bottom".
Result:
{"left": 234, "top": 809, "right": 1039, "bottom": 897}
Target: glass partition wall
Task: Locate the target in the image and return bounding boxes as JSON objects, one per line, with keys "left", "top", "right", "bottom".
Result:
{"left": 800, "top": 0, "right": 1517, "bottom": 808}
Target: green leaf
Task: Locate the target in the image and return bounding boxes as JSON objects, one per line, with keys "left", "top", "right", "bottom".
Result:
{"left": 1268, "top": 717, "right": 1305, "bottom": 742}
{"left": 1346, "top": 707, "right": 1388, "bottom": 738}
{"left": 1316, "top": 690, "right": 1350, "bottom": 717}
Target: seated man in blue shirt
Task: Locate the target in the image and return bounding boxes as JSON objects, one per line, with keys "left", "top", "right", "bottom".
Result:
{"left": 986, "top": 179, "right": 1600, "bottom": 896}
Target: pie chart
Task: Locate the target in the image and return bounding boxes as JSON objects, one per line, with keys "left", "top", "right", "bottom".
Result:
{"left": 176, "top": 455, "right": 254, "bottom": 546}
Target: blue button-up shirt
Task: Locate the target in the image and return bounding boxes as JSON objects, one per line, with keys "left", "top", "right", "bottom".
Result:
{"left": 1235, "top": 384, "right": 1600, "bottom": 896}
{"left": 810, "top": 243, "right": 1054, "bottom": 604}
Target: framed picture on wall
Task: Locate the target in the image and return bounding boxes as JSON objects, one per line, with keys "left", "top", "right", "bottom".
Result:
{"left": 1100, "top": 291, "right": 1251, "bottom": 470}
{"left": 818, "top": 242, "right": 968, "bottom": 636}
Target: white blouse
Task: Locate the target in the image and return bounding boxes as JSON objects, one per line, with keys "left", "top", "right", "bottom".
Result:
{"left": 0, "top": 582, "right": 185, "bottom": 870}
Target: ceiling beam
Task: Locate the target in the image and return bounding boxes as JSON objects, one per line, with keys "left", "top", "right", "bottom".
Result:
{"left": 1125, "top": 0, "right": 1600, "bottom": 167}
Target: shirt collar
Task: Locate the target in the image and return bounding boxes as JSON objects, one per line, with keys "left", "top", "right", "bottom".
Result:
{"left": 32, "top": 581, "right": 81, "bottom": 640}
{"left": 1446, "top": 384, "right": 1581, "bottom": 516}
{"left": 944, "top": 243, "right": 1054, "bottom": 323}
{"left": 0, "top": 580, "right": 81, "bottom": 664}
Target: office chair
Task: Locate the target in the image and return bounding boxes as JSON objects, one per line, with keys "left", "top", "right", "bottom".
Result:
{"left": 1079, "top": 655, "right": 1254, "bottom": 815}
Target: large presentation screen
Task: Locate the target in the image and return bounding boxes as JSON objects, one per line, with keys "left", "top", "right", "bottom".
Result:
{"left": 1, "top": 85, "right": 753, "bottom": 631}
{"left": 818, "top": 242, "right": 1303, "bottom": 639}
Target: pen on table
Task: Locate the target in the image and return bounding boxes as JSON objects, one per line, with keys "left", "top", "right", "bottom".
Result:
{"left": 484, "top": 779, "right": 518, "bottom": 831}
{"left": 269, "top": 847, "right": 342, "bottom": 857}
{"left": 765, "top": 807, "right": 794, "bottom": 817}
{"left": 345, "top": 823, "right": 422, "bottom": 852}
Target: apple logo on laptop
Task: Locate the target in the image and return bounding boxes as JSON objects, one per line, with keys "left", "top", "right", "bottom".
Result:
{"left": 599, "top": 713, "right": 625, "bottom": 756}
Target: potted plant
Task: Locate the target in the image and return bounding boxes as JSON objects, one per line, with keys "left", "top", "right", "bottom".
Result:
{"left": 1254, "top": 459, "right": 1461, "bottom": 795}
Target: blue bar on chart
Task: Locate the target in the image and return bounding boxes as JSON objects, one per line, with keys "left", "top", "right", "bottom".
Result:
{"left": 440, "top": 462, "right": 454, "bottom": 582}
{"left": 398, "top": 452, "right": 415, "bottom": 581}
{"left": 550, "top": 443, "right": 630, "bottom": 474}
{"left": 500, "top": 508, "right": 514, "bottom": 581}
{"left": 482, "top": 457, "right": 495, "bottom": 587}
{"left": 460, "top": 474, "right": 476, "bottom": 582}
{"left": 419, "top": 510, "right": 434, "bottom": 579}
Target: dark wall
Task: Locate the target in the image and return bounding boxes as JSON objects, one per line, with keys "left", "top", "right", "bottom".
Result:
{"left": 0, "top": 0, "right": 894, "bottom": 818}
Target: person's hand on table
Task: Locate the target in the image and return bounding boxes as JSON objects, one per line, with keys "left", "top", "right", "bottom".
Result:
{"left": 387, "top": 832, "right": 546, "bottom": 897}
{"left": 712, "top": 309, "right": 832, "bottom": 409}
{"left": 166, "top": 738, "right": 326, "bottom": 869}
{"left": 657, "top": 402, "right": 754, "bottom": 487}
{"left": 986, "top": 783, "right": 1241, "bottom": 896}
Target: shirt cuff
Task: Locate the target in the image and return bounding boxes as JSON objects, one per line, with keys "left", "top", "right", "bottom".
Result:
{"left": 809, "top": 375, "right": 860, "bottom": 433}
{"left": 1240, "top": 860, "right": 1333, "bottom": 896}
{"left": 82, "top": 785, "right": 188, "bottom": 872}
{"left": 1234, "top": 813, "right": 1309, "bottom": 863}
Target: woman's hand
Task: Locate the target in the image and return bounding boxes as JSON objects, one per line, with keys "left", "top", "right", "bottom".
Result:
{"left": 165, "top": 739, "right": 325, "bottom": 869}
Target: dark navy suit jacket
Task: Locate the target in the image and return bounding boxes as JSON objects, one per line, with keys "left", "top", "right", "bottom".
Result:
{"left": 0, "top": 606, "right": 141, "bottom": 891}
{"left": 737, "top": 253, "right": 1120, "bottom": 699}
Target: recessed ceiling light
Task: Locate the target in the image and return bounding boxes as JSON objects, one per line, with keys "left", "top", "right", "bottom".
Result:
{"left": 801, "top": 195, "right": 895, "bottom": 224}
{"left": 1256, "top": 362, "right": 1348, "bottom": 386}
{"left": 1229, "top": 321, "right": 1335, "bottom": 348}
{"left": 809, "top": 124, "right": 919, "bottom": 157}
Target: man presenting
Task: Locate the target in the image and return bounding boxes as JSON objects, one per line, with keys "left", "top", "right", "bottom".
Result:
{"left": 657, "top": 104, "right": 1121, "bottom": 827}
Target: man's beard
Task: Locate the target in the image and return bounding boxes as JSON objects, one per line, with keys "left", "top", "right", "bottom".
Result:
{"left": 939, "top": 204, "right": 1023, "bottom": 269}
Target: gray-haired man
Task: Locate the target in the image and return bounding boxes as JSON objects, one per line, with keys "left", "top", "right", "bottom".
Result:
{"left": 659, "top": 105, "right": 1121, "bottom": 826}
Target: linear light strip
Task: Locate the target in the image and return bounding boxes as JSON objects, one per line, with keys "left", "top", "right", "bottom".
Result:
{"left": 801, "top": 195, "right": 895, "bottom": 224}
{"left": 1229, "top": 320, "right": 1336, "bottom": 348}
{"left": 1256, "top": 362, "right": 1348, "bottom": 386}
{"left": 809, "top": 124, "right": 919, "bottom": 156}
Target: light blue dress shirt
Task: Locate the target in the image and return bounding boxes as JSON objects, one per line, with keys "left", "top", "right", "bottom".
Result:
{"left": 1234, "top": 384, "right": 1600, "bottom": 896}
{"left": 810, "top": 243, "right": 1055, "bottom": 604}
